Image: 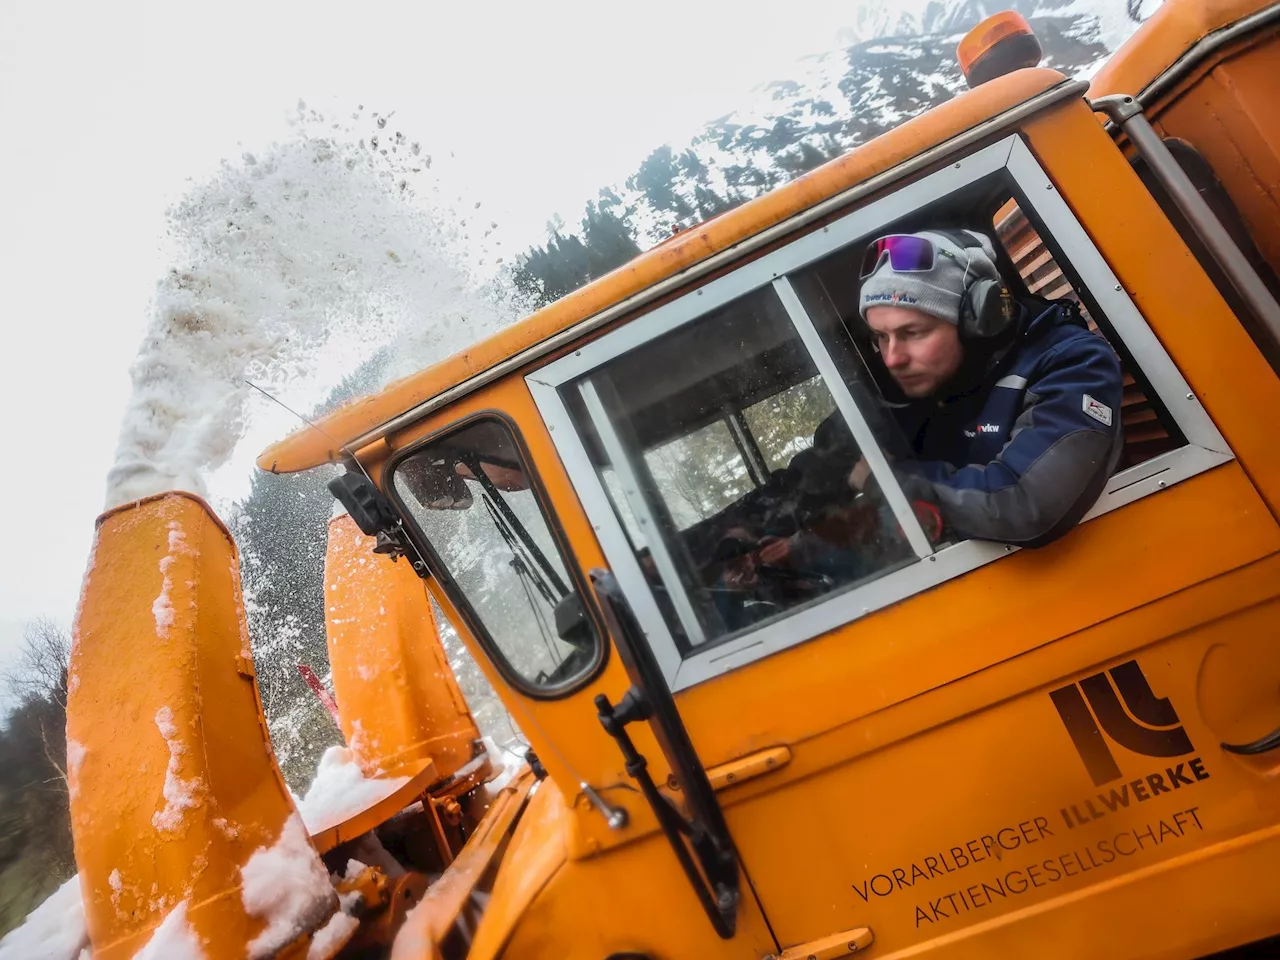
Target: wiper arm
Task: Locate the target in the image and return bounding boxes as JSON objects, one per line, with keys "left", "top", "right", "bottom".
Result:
{"left": 482, "top": 496, "right": 558, "bottom": 607}
{"left": 463, "top": 453, "right": 570, "bottom": 598}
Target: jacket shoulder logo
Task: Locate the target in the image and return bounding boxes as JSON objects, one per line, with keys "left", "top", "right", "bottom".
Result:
{"left": 1082, "top": 394, "right": 1113, "bottom": 427}
{"left": 1050, "top": 660, "right": 1193, "bottom": 786}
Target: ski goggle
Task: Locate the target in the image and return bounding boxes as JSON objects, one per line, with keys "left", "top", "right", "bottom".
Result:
{"left": 860, "top": 235, "right": 937, "bottom": 279}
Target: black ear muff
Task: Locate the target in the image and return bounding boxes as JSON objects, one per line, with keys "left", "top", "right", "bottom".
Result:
{"left": 960, "top": 277, "right": 1017, "bottom": 341}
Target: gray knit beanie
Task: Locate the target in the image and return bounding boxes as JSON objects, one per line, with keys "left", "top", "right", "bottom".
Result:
{"left": 858, "top": 230, "right": 1001, "bottom": 326}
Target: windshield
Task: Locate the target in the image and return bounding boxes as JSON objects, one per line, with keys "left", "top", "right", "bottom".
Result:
{"left": 390, "top": 418, "right": 599, "bottom": 692}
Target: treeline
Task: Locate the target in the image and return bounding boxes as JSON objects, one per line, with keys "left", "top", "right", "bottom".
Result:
{"left": 510, "top": 0, "right": 1113, "bottom": 307}
{"left": 0, "top": 619, "right": 75, "bottom": 937}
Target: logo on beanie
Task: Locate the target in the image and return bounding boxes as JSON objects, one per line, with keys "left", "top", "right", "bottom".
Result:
{"left": 865, "top": 291, "right": 919, "bottom": 305}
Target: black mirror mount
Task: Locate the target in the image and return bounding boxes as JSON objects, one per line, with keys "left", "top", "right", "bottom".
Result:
{"left": 553, "top": 593, "right": 592, "bottom": 650}
{"left": 328, "top": 469, "right": 413, "bottom": 563}
{"left": 329, "top": 470, "right": 397, "bottom": 536}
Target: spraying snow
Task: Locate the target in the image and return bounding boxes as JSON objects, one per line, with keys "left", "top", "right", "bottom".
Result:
{"left": 104, "top": 102, "right": 518, "bottom": 509}
{"left": 0, "top": 875, "right": 89, "bottom": 960}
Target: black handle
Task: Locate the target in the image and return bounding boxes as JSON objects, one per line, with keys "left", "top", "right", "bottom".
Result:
{"left": 591, "top": 571, "right": 740, "bottom": 940}
{"left": 1222, "top": 725, "right": 1280, "bottom": 755}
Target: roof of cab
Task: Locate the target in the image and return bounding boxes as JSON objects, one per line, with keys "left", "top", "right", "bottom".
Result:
{"left": 257, "top": 67, "right": 1072, "bottom": 475}
{"left": 1089, "top": 0, "right": 1279, "bottom": 104}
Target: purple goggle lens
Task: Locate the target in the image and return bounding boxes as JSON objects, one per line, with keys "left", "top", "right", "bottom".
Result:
{"left": 860, "top": 235, "right": 936, "bottom": 279}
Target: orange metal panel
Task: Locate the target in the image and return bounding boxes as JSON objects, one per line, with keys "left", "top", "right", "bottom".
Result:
{"left": 467, "top": 778, "right": 780, "bottom": 960}
{"left": 66, "top": 493, "right": 334, "bottom": 959}
{"left": 717, "top": 597, "right": 1280, "bottom": 953}
{"left": 1089, "top": 0, "right": 1274, "bottom": 101}
{"left": 1153, "top": 39, "right": 1280, "bottom": 275}
{"left": 324, "top": 513, "right": 479, "bottom": 780}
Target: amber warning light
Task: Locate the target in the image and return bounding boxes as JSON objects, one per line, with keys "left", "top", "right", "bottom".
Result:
{"left": 957, "top": 11, "right": 1043, "bottom": 88}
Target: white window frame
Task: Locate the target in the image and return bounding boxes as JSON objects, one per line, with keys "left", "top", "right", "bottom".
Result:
{"left": 526, "top": 135, "right": 1233, "bottom": 693}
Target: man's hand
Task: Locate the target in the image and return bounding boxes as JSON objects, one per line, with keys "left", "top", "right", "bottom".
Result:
{"left": 848, "top": 458, "right": 872, "bottom": 492}
{"left": 757, "top": 535, "right": 792, "bottom": 566}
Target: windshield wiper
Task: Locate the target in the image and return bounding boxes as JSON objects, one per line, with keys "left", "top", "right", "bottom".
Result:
{"left": 462, "top": 452, "right": 569, "bottom": 598}
{"left": 482, "top": 495, "right": 558, "bottom": 607}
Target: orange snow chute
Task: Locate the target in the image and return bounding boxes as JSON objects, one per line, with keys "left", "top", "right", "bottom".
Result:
{"left": 65, "top": 493, "right": 340, "bottom": 960}
{"left": 324, "top": 512, "right": 483, "bottom": 782}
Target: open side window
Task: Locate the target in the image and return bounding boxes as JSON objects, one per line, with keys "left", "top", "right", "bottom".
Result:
{"left": 527, "top": 135, "right": 1233, "bottom": 692}
{"left": 556, "top": 283, "right": 921, "bottom": 654}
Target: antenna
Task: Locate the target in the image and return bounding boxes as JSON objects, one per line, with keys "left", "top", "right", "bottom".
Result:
{"left": 244, "top": 379, "right": 377, "bottom": 487}
{"left": 243, "top": 379, "right": 433, "bottom": 569}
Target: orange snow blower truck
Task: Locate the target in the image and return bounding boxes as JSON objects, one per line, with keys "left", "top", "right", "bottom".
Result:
{"left": 67, "top": 1, "right": 1280, "bottom": 957}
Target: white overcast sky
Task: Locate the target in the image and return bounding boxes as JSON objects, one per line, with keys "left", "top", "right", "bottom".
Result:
{"left": 0, "top": 0, "right": 899, "bottom": 678}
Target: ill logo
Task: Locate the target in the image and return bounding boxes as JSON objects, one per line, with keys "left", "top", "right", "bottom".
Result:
{"left": 1050, "top": 660, "right": 1194, "bottom": 787}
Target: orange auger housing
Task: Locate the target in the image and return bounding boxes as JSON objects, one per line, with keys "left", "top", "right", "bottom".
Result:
{"left": 65, "top": 493, "right": 340, "bottom": 959}
{"left": 63, "top": 493, "right": 504, "bottom": 959}
{"left": 324, "top": 513, "right": 481, "bottom": 782}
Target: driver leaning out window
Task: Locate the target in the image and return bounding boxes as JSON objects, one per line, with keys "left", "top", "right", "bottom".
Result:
{"left": 850, "top": 228, "right": 1125, "bottom": 546}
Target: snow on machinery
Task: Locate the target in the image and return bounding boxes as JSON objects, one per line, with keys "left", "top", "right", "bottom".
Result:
{"left": 66, "top": 492, "right": 504, "bottom": 959}
{"left": 67, "top": 2, "right": 1280, "bottom": 958}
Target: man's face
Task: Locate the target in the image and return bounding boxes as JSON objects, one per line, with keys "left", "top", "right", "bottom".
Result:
{"left": 866, "top": 304, "right": 964, "bottom": 398}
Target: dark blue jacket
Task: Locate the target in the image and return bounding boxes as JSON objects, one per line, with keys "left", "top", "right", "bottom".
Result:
{"left": 890, "top": 298, "right": 1124, "bottom": 547}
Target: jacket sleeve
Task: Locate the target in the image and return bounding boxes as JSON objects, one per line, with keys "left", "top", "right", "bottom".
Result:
{"left": 897, "top": 333, "right": 1124, "bottom": 548}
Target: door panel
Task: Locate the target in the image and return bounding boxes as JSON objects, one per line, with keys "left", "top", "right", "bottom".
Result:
{"left": 674, "top": 463, "right": 1280, "bottom": 765}
{"left": 718, "top": 580, "right": 1280, "bottom": 953}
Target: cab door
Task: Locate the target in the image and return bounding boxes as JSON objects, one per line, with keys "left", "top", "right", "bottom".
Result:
{"left": 528, "top": 130, "right": 1280, "bottom": 956}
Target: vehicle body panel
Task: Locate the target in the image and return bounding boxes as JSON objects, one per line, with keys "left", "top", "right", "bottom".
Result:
{"left": 242, "top": 3, "right": 1280, "bottom": 956}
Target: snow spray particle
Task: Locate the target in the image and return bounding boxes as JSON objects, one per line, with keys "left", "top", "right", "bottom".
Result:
{"left": 105, "top": 103, "right": 518, "bottom": 509}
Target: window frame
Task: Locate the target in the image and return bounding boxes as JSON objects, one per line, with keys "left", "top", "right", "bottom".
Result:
{"left": 526, "top": 134, "right": 1233, "bottom": 693}
{"left": 384, "top": 411, "right": 608, "bottom": 700}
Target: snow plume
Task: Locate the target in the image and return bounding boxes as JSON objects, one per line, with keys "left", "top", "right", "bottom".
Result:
{"left": 240, "top": 813, "right": 338, "bottom": 960}
{"left": 0, "top": 875, "right": 89, "bottom": 960}
{"left": 104, "top": 101, "right": 518, "bottom": 509}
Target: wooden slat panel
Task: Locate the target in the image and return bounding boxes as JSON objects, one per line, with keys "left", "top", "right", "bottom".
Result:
{"left": 991, "top": 202, "right": 1180, "bottom": 469}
